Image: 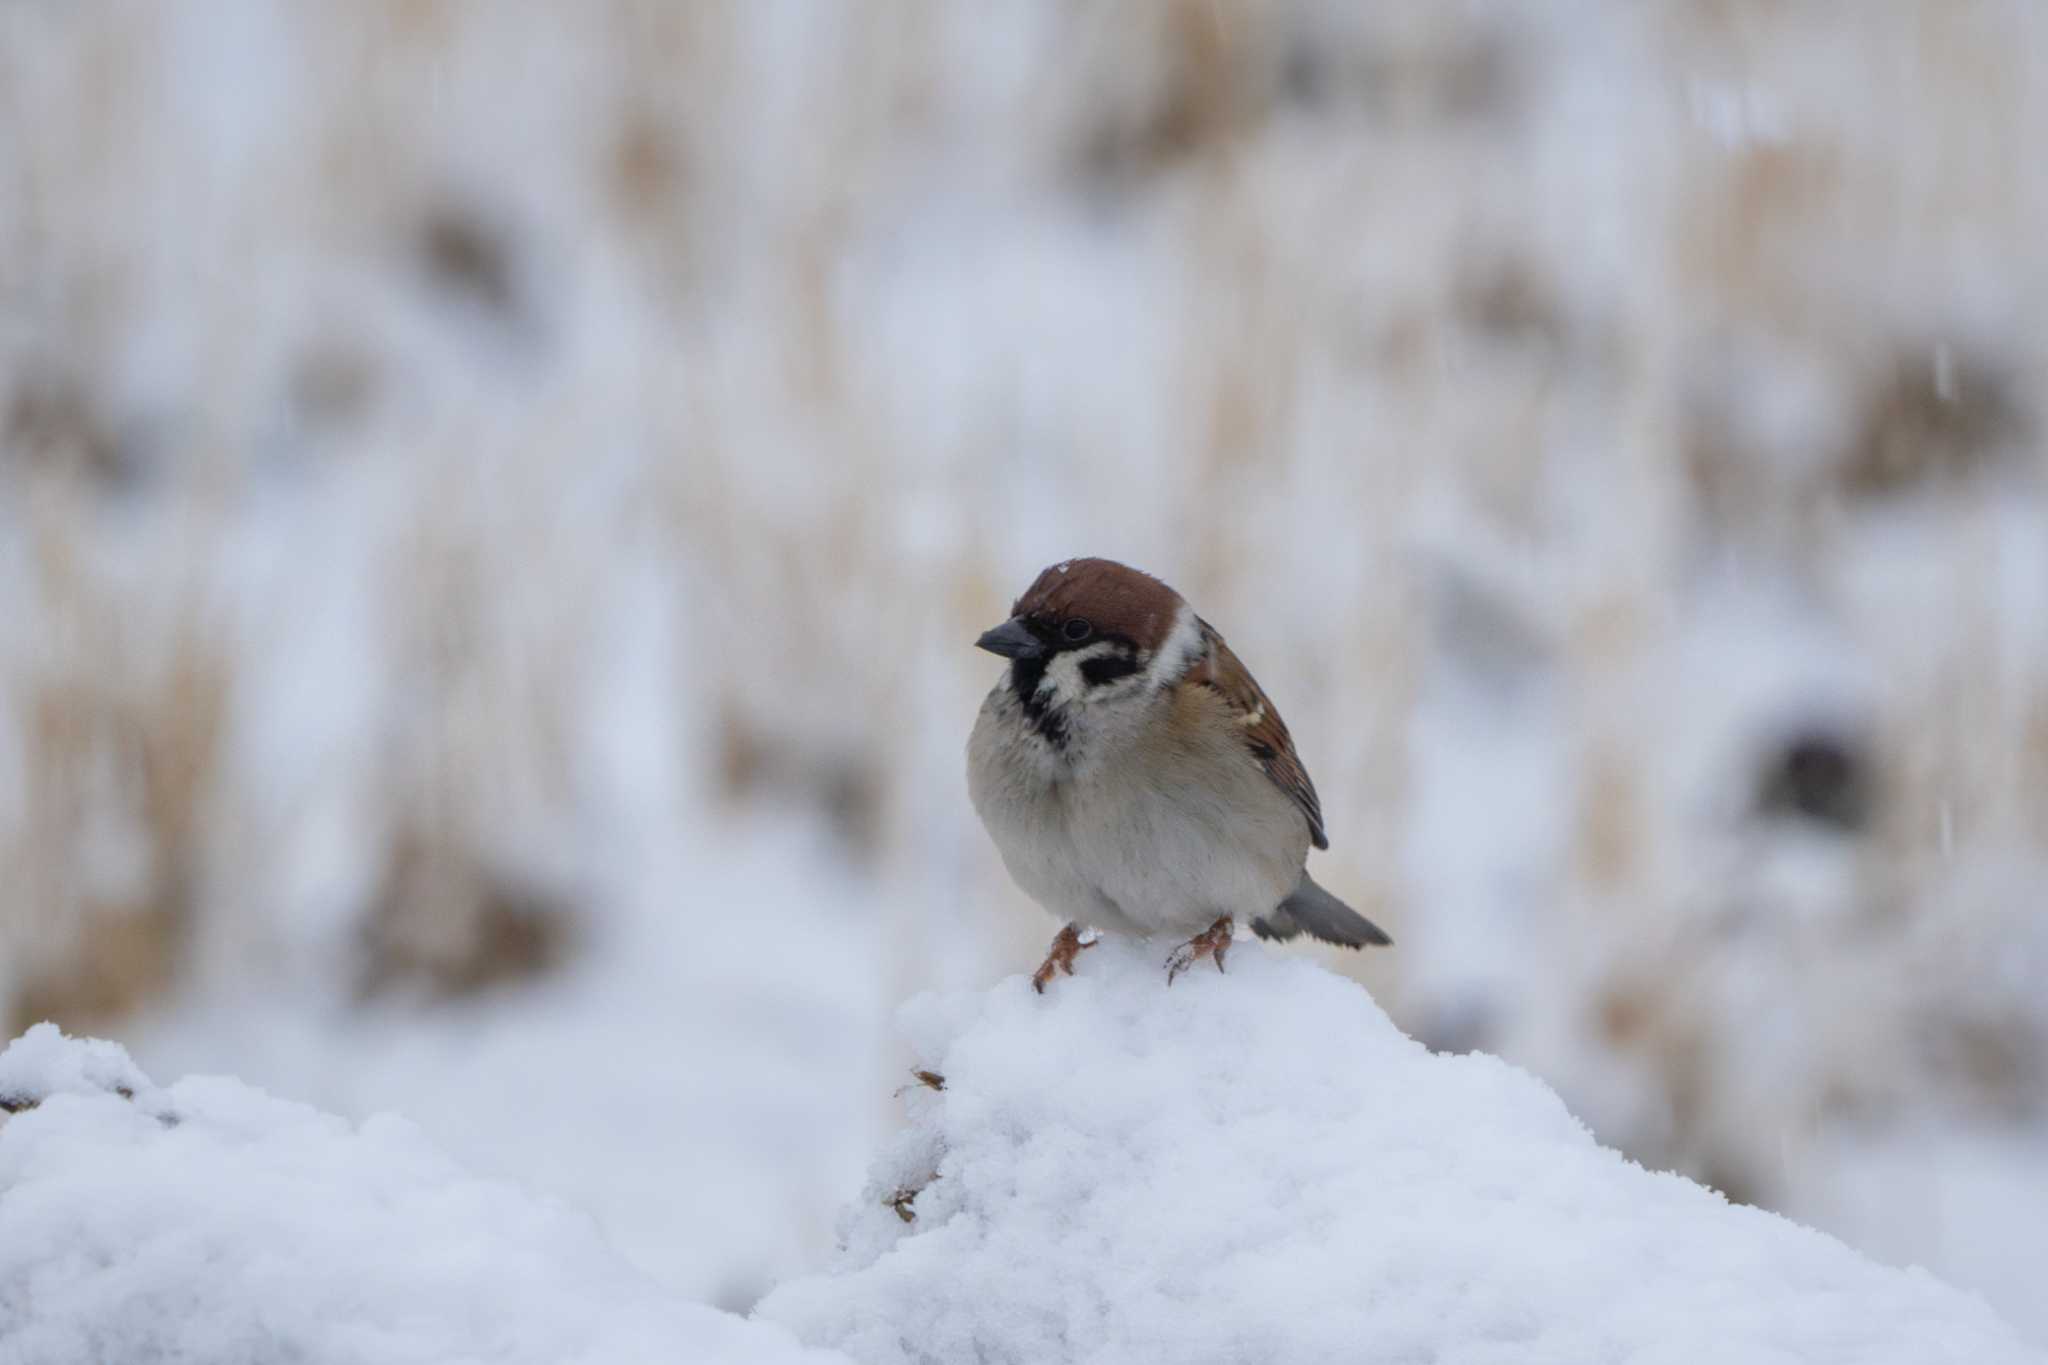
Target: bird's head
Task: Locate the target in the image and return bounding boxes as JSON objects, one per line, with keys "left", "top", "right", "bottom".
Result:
{"left": 975, "top": 558, "right": 1203, "bottom": 723}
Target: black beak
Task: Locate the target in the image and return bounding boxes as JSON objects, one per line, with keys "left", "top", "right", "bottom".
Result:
{"left": 975, "top": 619, "right": 1044, "bottom": 660}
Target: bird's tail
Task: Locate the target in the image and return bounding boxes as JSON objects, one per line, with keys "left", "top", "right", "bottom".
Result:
{"left": 1251, "top": 873, "right": 1393, "bottom": 949}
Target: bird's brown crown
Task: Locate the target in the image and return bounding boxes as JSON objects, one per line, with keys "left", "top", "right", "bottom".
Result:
{"left": 1011, "top": 558, "right": 1183, "bottom": 651}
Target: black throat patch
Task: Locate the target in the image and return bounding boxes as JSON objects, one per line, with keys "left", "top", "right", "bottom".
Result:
{"left": 1009, "top": 657, "right": 1069, "bottom": 749}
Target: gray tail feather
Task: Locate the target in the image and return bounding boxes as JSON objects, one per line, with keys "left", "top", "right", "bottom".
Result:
{"left": 1251, "top": 873, "right": 1393, "bottom": 949}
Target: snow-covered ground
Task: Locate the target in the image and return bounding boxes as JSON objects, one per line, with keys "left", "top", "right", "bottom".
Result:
{"left": 8, "top": 959, "right": 2038, "bottom": 1365}
{"left": 0, "top": 1025, "right": 844, "bottom": 1365}
{"left": 762, "top": 945, "right": 2039, "bottom": 1364}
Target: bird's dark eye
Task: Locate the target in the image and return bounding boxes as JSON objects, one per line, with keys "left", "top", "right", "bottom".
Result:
{"left": 1062, "top": 618, "right": 1093, "bottom": 643}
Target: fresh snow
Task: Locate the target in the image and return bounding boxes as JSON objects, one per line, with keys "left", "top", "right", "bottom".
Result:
{"left": 0, "top": 1025, "right": 845, "bottom": 1365}
{"left": 3, "top": 959, "right": 2038, "bottom": 1365}
{"left": 760, "top": 942, "right": 2038, "bottom": 1365}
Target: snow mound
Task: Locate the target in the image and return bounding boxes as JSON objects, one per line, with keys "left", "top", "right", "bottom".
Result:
{"left": 0, "top": 1025, "right": 845, "bottom": 1365}
{"left": 0, "top": 1023, "right": 167, "bottom": 1120}
{"left": 759, "top": 943, "right": 2038, "bottom": 1365}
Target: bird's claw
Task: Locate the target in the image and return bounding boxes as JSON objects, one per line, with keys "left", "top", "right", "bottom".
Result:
{"left": 1032, "top": 923, "right": 1096, "bottom": 993}
{"left": 1165, "top": 916, "right": 1234, "bottom": 985}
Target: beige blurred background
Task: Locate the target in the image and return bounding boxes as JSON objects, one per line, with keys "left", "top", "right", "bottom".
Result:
{"left": 3, "top": 0, "right": 2045, "bottom": 1337}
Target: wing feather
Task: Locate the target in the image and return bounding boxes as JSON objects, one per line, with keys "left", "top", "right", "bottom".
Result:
{"left": 1186, "top": 619, "right": 1329, "bottom": 850}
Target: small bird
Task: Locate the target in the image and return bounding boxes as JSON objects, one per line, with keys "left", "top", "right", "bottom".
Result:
{"left": 967, "top": 557, "right": 1391, "bottom": 990}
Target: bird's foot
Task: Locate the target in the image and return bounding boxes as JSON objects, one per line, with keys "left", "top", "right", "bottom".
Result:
{"left": 1165, "top": 916, "right": 1235, "bottom": 984}
{"left": 1031, "top": 923, "right": 1097, "bottom": 993}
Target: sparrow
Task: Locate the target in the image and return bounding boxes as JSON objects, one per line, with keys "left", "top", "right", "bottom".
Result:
{"left": 967, "top": 557, "right": 1391, "bottom": 990}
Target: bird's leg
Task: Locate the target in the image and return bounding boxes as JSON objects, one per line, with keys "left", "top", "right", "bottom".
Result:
{"left": 1031, "top": 922, "right": 1096, "bottom": 994}
{"left": 1165, "top": 916, "right": 1235, "bottom": 984}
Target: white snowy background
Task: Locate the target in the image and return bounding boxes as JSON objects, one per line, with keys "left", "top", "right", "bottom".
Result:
{"left": 2, "top": 0, "right": 2046, "bottom": 1354}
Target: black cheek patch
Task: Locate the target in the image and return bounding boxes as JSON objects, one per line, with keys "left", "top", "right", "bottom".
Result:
{"left": 1080, "top": 654, "right": 1141, "bottom": 687}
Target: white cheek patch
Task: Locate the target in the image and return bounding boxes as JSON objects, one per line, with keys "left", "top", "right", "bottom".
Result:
{"left": 1144, "top": 603, "right": 1203, "bottom": 690}
{"left": 1037, "top": 642, "right": 1118, "bottom": 705}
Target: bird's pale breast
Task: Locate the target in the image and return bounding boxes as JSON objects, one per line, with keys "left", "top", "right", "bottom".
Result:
{"left": 968, "top": 681, "right": 1308, "bottom": 939}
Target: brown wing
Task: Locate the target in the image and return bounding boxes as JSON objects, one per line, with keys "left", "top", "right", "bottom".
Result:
{"left": 1187, "top": 618, "right": 1329, "bottom": 850}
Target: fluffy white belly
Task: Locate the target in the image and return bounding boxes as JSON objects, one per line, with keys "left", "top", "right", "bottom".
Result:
{"left": 969, "top": 696, "right": 1308, "bottom": 939}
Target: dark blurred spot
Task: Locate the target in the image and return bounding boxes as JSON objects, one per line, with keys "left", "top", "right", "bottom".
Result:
{"left": 1080, "top": 14, "right": 1522, "bottom": 194}
{"left": 1677, "top": 396, "right": 1755, "bottom": 534}
{"left": 1286, "top": 27, "right": 1519, "bottom": 124}
{"left": 358, "top": 837, "right": 579, "bottom": 999}
{"left": 1279, "top": 39, "right": 1331, "bottom": 111}
{"left": 1757, "top": 729, "right": 1871, "bottom": 834}
{"left": 612, "top": 114, "right": 686, "bottom": 221}
{"left": 1840, "top": 346, "right": 2026, "bottom": 498}
{"left": 1429, "top": 31, "right": 1519, "bottom": 124}
{"left": 1596, "top": 985, "right": 1651, "bottom": 1047}
{"left": 1456, "top": 257, "right": 1563, "bottom": 354}
{"left": 5, "top": 363, "right": 149, "bottom": 492}
{"left": 1073, "top": 2, "right": 1270, "bottom": 192}
{"left": 416, "top": 202, "right": 525, "bottom": 331}
{"left": 1678, "top": 337, "right": 2028, "bottom": 530}
{"left": 1077, "top": 73, "right": 1233, "bottom": 191}
{"left": 1920, "top": 1013, "right": 2045, "bottom": 1123}
{"left": 719, "top": 718, "right": 883, "bottom": 861}
{"left": 289, "top": 341, "right": 377, "bottom": 434}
